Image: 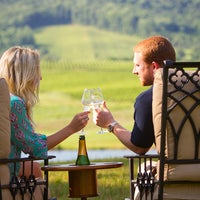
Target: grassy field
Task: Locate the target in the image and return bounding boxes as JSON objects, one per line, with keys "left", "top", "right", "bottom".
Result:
{"left": 34, "top": 25, "right": 148, "bottom": 150}
{"left": 35, "top": 24, "right": 141, "bottom": 62}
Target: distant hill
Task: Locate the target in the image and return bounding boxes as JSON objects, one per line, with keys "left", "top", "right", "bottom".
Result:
{"left": 0, "top": 0, "right": 199, "bottom": 61}
{"left": 35, "top": 25, "right": 141, "bottom": 62}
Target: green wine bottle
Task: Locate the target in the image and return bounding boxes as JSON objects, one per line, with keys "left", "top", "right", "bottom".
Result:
{"left": 75, "top": 135, "right": 90, "bottom": 165}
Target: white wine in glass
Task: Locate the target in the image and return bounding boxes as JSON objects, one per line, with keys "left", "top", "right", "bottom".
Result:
{"left": 80, "top": 88, "right": 93, "bottom": 135}
{"left": 81, "top": 88, "right": 93, "bottom": 112}
{"left": 90, "top": 88, "right": 108, "bottom": 134}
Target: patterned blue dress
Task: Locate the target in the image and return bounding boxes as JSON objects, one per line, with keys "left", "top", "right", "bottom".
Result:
{"left": 9, "top": 94, "right": 48, "bottom": 176}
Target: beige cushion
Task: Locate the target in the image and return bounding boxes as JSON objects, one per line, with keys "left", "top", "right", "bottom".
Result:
{"left": 152, "top": 69, "right": 200, "bottom": 198}
{"left": 0, "top": 78, "right": 11, "bottom": 198}
{"left": 135, "top": 184, "right": 200, "bottom": 200}
{"left": 154, "top": 184, "right": 200, "bottom": 200}
{"left": 0, "top": 78, "right": 10, "bottom": 158}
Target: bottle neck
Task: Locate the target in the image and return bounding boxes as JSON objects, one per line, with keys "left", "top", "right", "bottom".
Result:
{"left": 78, "top": 139, "right": 88, "bottom": 155}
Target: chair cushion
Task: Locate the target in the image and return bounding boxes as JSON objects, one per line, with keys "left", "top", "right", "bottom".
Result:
{"left": 154, "top": 183, "right": 200, "bottom": 200}
{"left": 153, "top": 69, "right": 200, "bottom": 181}
{"left": 0, "top": 78, "right": 11, "bottom": 198}
{"left": 0, "top": 78, "right": 10, "bottom": 158}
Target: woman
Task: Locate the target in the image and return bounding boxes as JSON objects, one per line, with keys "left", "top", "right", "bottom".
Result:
{"left": 0, "top": 46, "right": 90, "bottom": 177}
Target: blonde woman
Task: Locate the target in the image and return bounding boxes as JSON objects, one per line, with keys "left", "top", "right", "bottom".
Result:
{"left": 0, "top": 46, "right": 90, "bottom": 178}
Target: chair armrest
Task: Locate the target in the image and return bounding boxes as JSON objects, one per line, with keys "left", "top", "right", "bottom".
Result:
{"left": 124, "top": 154, "right": 159, "bottom": 200}
{"left": 0, "top": 155, "right": 56, "bottom": 200}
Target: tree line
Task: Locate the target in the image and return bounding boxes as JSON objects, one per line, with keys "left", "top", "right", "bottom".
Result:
{"left": 0, "top": 0, "right": 199, "bottom": 60}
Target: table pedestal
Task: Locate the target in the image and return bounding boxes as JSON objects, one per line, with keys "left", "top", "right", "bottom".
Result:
{"left": 68, "top": 169, "right": 98, "bottom": 198}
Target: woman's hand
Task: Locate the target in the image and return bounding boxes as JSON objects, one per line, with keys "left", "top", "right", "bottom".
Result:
{"left": 68, "top": 111, "right": 90, "bottom": 133}
{"left": 47, "top": 111, "right": 90, "bottom": 149}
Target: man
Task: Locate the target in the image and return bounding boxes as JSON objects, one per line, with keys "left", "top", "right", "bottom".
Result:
{"left": 95, "top": 35, "right": 176, "bottom": 155}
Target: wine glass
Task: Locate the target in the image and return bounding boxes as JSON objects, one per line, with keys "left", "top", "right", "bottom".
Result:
{"left": 80, "top": 88, "right": 93, "bottom": 134}
{"left": 81, "top": 88, "right": 96, "bottom": 135}
{"left": 81, "top": 88, "right": 93, "bottom": 112}
{"left": 91, "top": 88, "right": 108, "bottom": 134}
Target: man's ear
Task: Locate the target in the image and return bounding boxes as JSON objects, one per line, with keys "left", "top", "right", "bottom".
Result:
{"left": 152, "top": 61, "right": 160, "bottom": 69}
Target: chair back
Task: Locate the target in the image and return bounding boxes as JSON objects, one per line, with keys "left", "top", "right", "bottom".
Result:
{"left": 153, "top": 60, "right": 200, "bottom": 199}
{"left": 0, "top": 78, "right": 12, "bottom": 199}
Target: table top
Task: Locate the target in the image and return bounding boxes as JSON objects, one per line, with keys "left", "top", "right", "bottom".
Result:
{"left": 41, "top": 162, "right": 123, "bottom": 171}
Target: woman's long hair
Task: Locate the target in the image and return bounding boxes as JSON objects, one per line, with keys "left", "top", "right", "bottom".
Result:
{"left": 0, "top": 46, "right": 41, "bottom": 124}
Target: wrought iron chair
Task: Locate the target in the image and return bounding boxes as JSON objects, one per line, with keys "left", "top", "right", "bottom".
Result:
{"left": 124, "top": 61, "right": 200, "bottom": 200}
{"left": 0, "top": 78, "right": 55, "bottom": 200}
{"left": 0, "top": 156, "right": 55, "bottom": 200}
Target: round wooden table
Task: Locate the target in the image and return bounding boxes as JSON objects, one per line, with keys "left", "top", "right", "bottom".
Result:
{"left": 42, "top": 162, "right": 123, "bottom": 200}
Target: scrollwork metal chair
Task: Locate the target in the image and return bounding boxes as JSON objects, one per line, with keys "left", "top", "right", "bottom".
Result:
{"left": 124, "top": 61, "right": 200, "bottom": 200}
